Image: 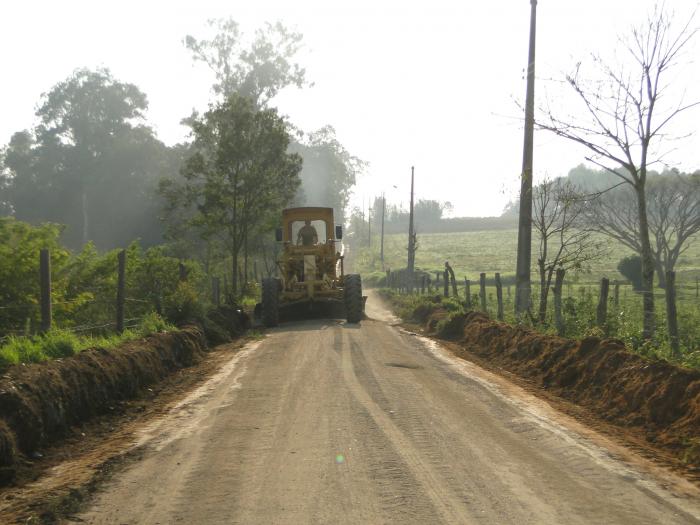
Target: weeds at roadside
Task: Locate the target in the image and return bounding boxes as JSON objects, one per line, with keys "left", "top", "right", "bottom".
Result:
{"left": 0, "top": 313, "right": 176, "bottom": 369}
{"left": 379, "top": 288, "right": 700, "bottom": 370}
{"left": 246, "top": 329, "right": 265, "bottom": 340}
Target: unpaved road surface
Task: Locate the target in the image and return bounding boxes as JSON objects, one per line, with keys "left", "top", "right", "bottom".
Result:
{"left": 77, "top": 292, "right": 700, "bottom": 524}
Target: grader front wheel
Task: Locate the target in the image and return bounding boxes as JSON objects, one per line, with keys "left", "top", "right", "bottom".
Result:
{"left": 262, "top": 277, "right": 280, "bottom": 327}
{"left": 344, "top": 274, "right": 363, "bottom": 323}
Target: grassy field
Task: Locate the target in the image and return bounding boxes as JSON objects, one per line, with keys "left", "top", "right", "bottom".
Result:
{"left": 351, "top": 229, "right": 700, "bottom": 290}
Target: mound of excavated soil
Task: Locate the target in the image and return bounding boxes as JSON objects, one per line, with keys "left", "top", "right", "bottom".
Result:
{"left": 423, "top": 309, "right": 700, "bottom": 466}
{"left": 0, "top": 306, "right": 250, "bottom": 484}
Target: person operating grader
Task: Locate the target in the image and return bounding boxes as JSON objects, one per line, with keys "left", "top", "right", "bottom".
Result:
{"left": 297, "top": 219, "right": 318, "bottom": 246}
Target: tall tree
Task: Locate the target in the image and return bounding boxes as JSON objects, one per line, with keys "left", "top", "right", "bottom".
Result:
{"left": 185, "top": 19, "right": 307, "bottom": 106}
{"left": 538, "top": 7, "right": 699, "bottom": 339}
{"left": 186, "top": 20, "right": 364, "bottom": 225}
{"left": 1, "top": 68, "right": 171, "bottom": 249}
{"left": 290, "top": 126, "right": 365, "bottom": 224}
{"left": 161, "top": 94, "right": 301, "bottom": 296}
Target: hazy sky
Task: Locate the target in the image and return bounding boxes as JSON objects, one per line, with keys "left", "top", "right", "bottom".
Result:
{"left": 2, "top": 0, "right": 699, "bottom": 217}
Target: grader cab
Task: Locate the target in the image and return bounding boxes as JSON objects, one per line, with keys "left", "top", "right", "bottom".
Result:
{"left": 258, "top": 207, "right": 364, "bottom": 327}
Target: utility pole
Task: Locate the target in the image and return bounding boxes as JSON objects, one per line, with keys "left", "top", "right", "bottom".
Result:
{"left": 407, "top": 166, "right": 416, "bottom": 292}
{"left": 39, "top": 249, "right": 52, "bottom": 333}
{"left": 368, "top": 197, "right": 372, "bottom": 248}
{"left": 116, "top": 249, "right": 126, "bottom": 334}
{"left": 380, "top": 193, "right": 386, "bottom": 266}
{"left": 515, "top": 0, "right": 538, "bottom": 317}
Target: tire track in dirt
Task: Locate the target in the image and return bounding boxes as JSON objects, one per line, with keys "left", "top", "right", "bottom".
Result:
{"left": 340, "top": 327, "right": 478, "bottom": 524}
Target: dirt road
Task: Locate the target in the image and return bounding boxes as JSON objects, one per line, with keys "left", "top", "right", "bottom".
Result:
{"left": 78, "top": 292, "right": 700, "bottom": 524}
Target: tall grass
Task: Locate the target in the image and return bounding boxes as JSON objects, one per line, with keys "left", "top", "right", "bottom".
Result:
{"left": 0, "top": 312, "right": 175, "bottom": 368}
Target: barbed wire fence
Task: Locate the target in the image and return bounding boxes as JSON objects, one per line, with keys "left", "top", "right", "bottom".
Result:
{"left": 385, "top": 265, "right": 700, "bottom": 357}
{"left": 0, "top": 249, "right": 182, "bottom": 342}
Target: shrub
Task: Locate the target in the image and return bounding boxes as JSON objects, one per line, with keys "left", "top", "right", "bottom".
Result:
{"left": 164, "top": 281, "right": 205, "bottom": 325}
{"left": 0, "top": 337, "right": 45, "bottom": 364}
{"left": 137, "top": 312, "right": 174, "bottom": 336}
{"left": 41, "top": 330, "right": 79, "bottom": 358}
{"left": 0, "top": 345, "right": 19, "bottom": 368}
{"left": 617, "top": 255, "right": 643, "bottom": 290}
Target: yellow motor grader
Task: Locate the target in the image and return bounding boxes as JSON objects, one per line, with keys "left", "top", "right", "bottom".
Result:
{"left": 258, "top": 207, "right": 364, "bottom": 327}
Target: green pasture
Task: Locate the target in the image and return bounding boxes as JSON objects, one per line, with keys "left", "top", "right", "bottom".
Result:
{"left": 351, "top": 229, "right": 700, "bottom": 288}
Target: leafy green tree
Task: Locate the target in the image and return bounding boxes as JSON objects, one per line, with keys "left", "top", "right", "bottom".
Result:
{"left": 185, "top": 20, "right": 365, "bottom": 226}
{"left": 1, "top": 68, "right": 172, "bottom": 249}
{"left": 161, "top": 94, "right": 301, "bottom": 296}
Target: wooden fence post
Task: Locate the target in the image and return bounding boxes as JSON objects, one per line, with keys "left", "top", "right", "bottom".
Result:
{"left": 116, "top": 250, "right": 126, "bottom": 334}
{"left": 495, "top": 273, "right": 504, "bottom": 321}
{"left": 427, "top": 276, "right": 433, "bottom": 294}
{"left": 443, "top": 269, "right": 449, "bottom": 298}
{"left": 613, "top": 280, "right": 620, "bottom": 307}
{"left": 464, "top": 278, "right": 471, "bottom": 308}
{"left": 665, "top": 271, "right": 680, "bottom": 357}
{"left": 154, "top": 287, "right": 162, "bottom": 315}
{"left": 223, "top": 273, "right": 229, "bottom": 303}
{"left": 480, "top": 273, "right": 487, "bottom": 312}
{"left": 553, "top": 268, "right": 565, "bottom": 336}
{"left": 39, "top": 249, "right": 52, "bottom": 333}
{"left": 212, "top": 277, "right": 221, "bottom": 307}
{"left": 450, "top": 273, "right": 458, "bottom": 297}
{"left": 596, "top": 277, "right": 609, "bottom": 331}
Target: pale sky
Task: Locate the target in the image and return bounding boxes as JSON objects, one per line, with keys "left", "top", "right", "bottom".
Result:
{"left": 2, "top": 0, "right": 699, "bottom": 217}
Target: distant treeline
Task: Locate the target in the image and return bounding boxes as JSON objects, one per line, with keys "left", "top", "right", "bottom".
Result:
{"left": 381, "top": 215, "right": 517, "bottom": 234}
{"left": 348, "top": 197, "right": 516, "bottom": 240}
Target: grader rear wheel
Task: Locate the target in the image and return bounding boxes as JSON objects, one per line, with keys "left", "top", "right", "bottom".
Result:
{"left": 344, "top": 274, "right": 363, "bottom": 323}
{"left": 262, "top": 277, "right": 280, "bottom": 327}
